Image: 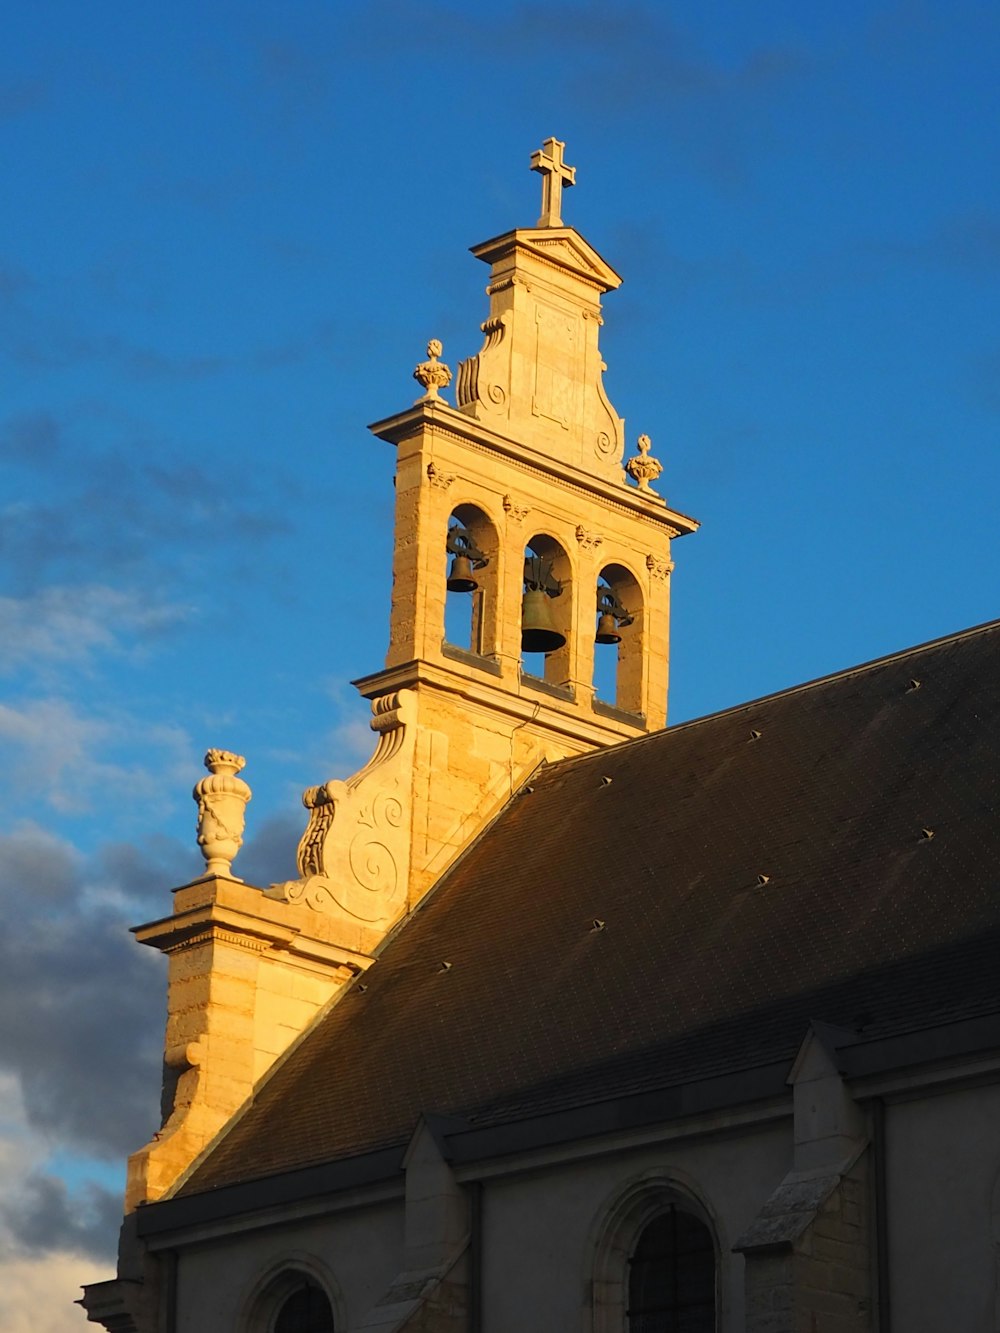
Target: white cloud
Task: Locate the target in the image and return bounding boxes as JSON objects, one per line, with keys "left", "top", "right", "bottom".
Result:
{"left": 0, "top": 695, "right": 193, "bottom": 815}
{"left": 0, "top": 584, "right": 189, "bottom": 674}
{"left": 0, "top": 1252, "right": 107, "bottom": 1333}
{"left": 0, "top": 1074, "right": 110, "bottom": 1332}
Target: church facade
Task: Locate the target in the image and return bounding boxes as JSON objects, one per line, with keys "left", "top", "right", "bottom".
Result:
{"left": 82, "top": 142, "right": 1000, "bottom": 1333}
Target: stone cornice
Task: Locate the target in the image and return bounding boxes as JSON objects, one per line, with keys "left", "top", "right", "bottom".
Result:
{"left": 132, "top": 901, "right": 374, "bottom": 973}
{"left": 469, "top": 226, "right": 623, "bottom": 291}
{"left": 352, "top": 657, "right": 649, "bottom": 744}
{"left": 368, "top": 403, "right": 697, "bottom": 537}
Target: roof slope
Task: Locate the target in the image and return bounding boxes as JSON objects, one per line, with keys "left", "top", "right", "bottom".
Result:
{"left": 182, "top": 621, "right": 1000, "bottom": 1196}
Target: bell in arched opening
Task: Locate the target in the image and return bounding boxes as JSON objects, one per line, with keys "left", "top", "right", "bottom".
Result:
{"left": 446, "top": 525, "right": 489, "bottom": 593}
{"left": 522, "top": 555, "right": 566, "bottom": 654}
{"left": 595, "top": 583, "right": 633, "bottom": 646}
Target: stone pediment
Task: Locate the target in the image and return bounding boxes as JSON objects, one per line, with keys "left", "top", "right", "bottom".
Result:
{"left": 470, "top": 227, "right": 622, "bottom": 293}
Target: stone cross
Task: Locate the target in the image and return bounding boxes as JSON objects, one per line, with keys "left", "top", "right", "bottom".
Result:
{"left": 530, "top": 137, "right": 576, "bottom": 227}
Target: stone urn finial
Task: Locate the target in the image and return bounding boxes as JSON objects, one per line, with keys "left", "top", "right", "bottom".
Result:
{"left": 413, "top": 339, "right": 452, "bottom": 404}
{"left": 626, "top": 433, "right": 664, "bottom": 494}
{"left": 193, "top": 749, "right": 252, "bottom": 879}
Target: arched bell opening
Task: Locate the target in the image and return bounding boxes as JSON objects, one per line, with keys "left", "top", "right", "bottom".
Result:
{"left": 444, "top": 504, "right": 498, "bottom": 657}
{"left": 593, "top": 562, "right": 644, "bottom": 714}
{"left": 521, "top": 533, "right": 573, "bottom": 686}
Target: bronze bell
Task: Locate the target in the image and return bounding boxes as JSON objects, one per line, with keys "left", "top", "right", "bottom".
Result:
{"left": 595, "top": 612, "right": 622, "bottom": 645}
{"left": 447, "top": 554, "right": 478, "bottom": 593}
{"left": 521, "top": 588, "right": 566, "bottom": 654}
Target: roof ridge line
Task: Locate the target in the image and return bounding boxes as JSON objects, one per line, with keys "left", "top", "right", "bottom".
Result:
{"left": 549, "top": 614, "right": 1000, "bottom": 772}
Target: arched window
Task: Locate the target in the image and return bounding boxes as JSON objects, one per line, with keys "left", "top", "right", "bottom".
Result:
{"left": 589, "top": 1173, "right": 721, "bottom": 1333}
{"left": 240, "top": 1263, "right": 342, "bottom": 1333}
{"left": 273, "top": 1276, "right": 335, "bottom": 1333}
{"left": 627, "top": 1206, "right": 715, "bottom": 1332}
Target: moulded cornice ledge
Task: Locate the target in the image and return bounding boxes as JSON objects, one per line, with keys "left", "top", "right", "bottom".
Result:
{"left": 366, "top": 404, "right": 699, "bottom": 537}
{"left": 468, "top": 226, "right": 624, "bottom": 291}
{"left": 131, "top": 903, "right": 373, "bottom": 972}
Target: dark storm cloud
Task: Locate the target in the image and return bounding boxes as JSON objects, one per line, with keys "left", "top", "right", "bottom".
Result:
{"left": 2, "top": 1173, "right": 121, "bottom": 1263}
{"left": 0, "top": 810, "right": 312, "bottom": 1266}
{"left": 0, "top": 827, "right": 199, "bottom": 1162}
{"left": 0, "top": 826, "right": 79, "bottom": 905}
{"left": 236, "top": 812, "right": 303, "bottom": 888}
{"left": 0, "top": 907, "right": 162, "bottom": 1160}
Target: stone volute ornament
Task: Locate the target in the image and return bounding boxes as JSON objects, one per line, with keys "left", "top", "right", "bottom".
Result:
{"left": 193, "top": 750, "right": 252, "bottom": 879}
{"left": 626, "top": 433, "right": 664, "bottom": 494}
{"left": 413, "top": 339, "right": 452, "bottom": 404}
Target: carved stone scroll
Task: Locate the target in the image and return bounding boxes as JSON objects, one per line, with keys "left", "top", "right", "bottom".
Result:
{"left": 267, "top": 691, "right": 416, "bottom": 928}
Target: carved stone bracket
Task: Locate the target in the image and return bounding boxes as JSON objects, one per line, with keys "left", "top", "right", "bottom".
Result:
{"left": 575, "top": 524, "right": 604, "bottom": 550}
{"left": 503, "top": 494, "right": 530, "bottom": 522}
{"left": 426, "top": 462, "right": 456, "bottom": 490}
{"left": 646, "top": 554, "right": 675, "bottom": 581}
{"left": 268, "top": 691, "right": 417, "bottom": 929}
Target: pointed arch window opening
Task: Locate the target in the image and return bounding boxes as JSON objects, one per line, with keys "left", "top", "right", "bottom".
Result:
{"left": 272, "top": 1277, "right": 336, "bottom": 1333}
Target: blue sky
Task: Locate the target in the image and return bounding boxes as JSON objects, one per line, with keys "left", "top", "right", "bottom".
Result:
{"left": 1, "top": 3, "right": 998, "bottom": 1327}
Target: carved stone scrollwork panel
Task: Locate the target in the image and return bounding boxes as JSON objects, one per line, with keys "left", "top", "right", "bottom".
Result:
{"left": 268, "top": 690, "right": 416, "bottom": 928}
{"left": 575, "top": 524, "right": 604, "bottom": 550}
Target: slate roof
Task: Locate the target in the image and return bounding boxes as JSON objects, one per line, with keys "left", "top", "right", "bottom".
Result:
{"left": 180, "top": 620, "right": 1000, "bottom": 1198}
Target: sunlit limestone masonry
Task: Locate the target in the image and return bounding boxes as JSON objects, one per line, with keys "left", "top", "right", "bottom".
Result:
{"left": 118, "top": 139, "right": 699, "bottom": 1228}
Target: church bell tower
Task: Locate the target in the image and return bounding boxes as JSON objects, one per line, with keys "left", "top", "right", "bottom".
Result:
{"left": 109, "top": 139, "right": 698, "bottom": 1222}
{"left": 269, "top": 138, "right": 698, "bottom": 931}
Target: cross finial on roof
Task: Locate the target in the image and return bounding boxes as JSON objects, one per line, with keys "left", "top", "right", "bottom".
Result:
{"left": 530, "top": 137, "right": 576, "bottom": 228}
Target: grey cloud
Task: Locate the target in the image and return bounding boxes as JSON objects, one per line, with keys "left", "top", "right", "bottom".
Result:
{"left": 2, "top": 1172, "right": 121, "bottom": 1262}
{"left": 0, "top": 585, "right": 191, "bottom": 673}
{"left": 0, "top": 829, "right": 199, "bottom": 1161}
{"left": 94, "top": 834, "right": 202, "bottom": 912}
{"left": 0, "top": 905, "right": 164, "bottom": 1159}
{"left": 236, "top": 812, "right": 303, "bottom": 888}
{"left": 0, "top": 411, "right": 292, "bottom": 594}
{"left": 0, "top": 826, "right": 80, "bottom": 906}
